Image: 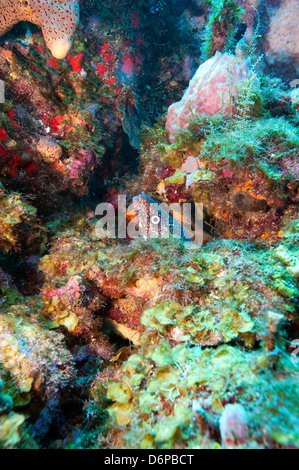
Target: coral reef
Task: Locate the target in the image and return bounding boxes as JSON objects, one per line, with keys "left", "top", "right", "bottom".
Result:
{"left": 0, "top": 285, "right": 77, "bottom": 447}
{"left": 34, "top": 222, "right": 299, "bottom": 448}
{"left": 0, "top": 0, "right": 200, "bottom": 209}
{"left": 0, "top": 49, "right": 105, "bottom": 203}
{"left": 103, "top": 306, "right": 298, "bottom": 448}
{"left": 138, "top": 60, "right": 298, "bottom": 242}
{"left": 0, "top": 0, "right": 298, "bottom": 451}
{"left": 0, "top": 185, "right": 43, "bottom": 253}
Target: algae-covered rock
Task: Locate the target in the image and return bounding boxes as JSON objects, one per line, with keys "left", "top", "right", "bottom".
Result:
{"left": 104, "top": 339, "right": 299, "bottom": 448}
{"left": 0, "top": 0, "right": 298, "bottom": 451}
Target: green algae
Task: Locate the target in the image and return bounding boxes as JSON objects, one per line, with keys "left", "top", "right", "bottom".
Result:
{"left": 95, "top": 236, "right": 298, "bottom": 448}
{"left": 106, "top": 338, "right": 299, "bottom": 448}
{"left": 199, "top": 0, "right": 245, "bottom": 60}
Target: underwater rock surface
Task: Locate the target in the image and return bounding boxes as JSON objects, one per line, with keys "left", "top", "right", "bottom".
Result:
{"left": 0, "top": 0, "right": 298, "bottom": 450}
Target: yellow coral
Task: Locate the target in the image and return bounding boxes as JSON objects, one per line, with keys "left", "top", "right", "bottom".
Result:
{"left": 0, "top": 413, "right": 25, "bottom": 448}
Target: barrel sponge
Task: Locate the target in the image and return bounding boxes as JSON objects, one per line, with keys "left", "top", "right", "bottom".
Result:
{"left": 0, "top": 0, "right": 80, "bottom": 59}
{"left": 166, "top": 52, "right": 250, "bottom": 143}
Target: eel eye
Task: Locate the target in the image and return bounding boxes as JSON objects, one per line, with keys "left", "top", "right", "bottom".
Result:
{"left": 151, "top": 215, "right": 160, "bottom": 225}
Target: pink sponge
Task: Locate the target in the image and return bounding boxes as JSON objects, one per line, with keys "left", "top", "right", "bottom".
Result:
{"left": 219, "top": 403, "right": 248, "bottom": 448}
{"left": 166, "top": 52, "right": 250, "bottom": 143}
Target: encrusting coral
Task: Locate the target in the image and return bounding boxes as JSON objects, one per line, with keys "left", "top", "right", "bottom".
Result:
{"left": 23, "top": 207, "right": 297, "bottom": 449}
{"left": 0, "top": 286, "right": 76, "bottom": 447}
{"left": 0, "top": 185, "right": 44, "bottom": 253}
{"left": 31, "top": 212, "right": 298, "bottom": 448}
{"left": 102, "top": 341, "right": 299, "bottom": 448}
{"left": 274, "top": 216, "right": 299, "bottom": 282}
{"left": 0, "top": 0, "right": 80, "bottom": 59}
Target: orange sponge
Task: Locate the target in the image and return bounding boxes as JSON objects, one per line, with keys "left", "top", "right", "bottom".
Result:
{"left": 0, "top": 0, "right": 79, "bottom": 59}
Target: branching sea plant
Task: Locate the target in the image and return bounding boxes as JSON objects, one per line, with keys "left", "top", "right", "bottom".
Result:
{"left": 198, "top": 0, "right": 245, "bottom": 61}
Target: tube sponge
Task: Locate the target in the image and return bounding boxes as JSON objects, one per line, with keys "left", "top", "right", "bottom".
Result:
{"left": 0, "top": 0, "right": 80, "bottom": 59}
